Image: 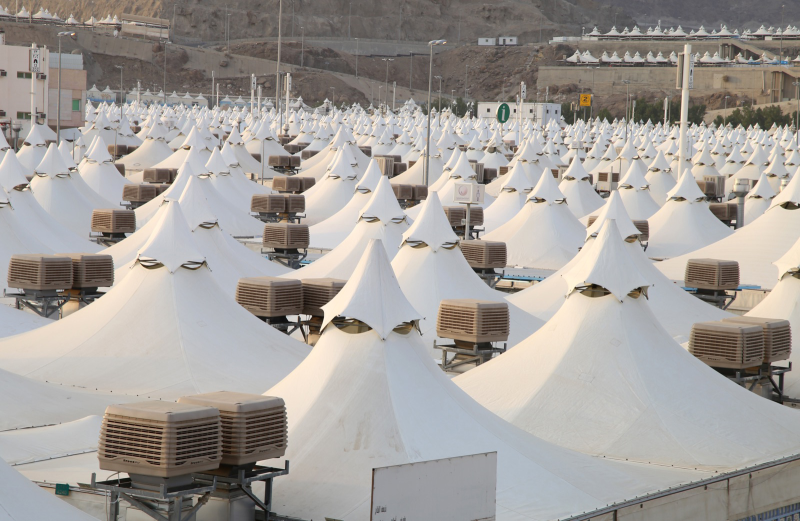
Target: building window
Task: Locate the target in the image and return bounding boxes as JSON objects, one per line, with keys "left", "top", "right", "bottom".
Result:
{"left": 486, "top": 108, "right": 490, "bottom": 113}
{"left": 529, "top": 109, "right": 533, "bottom": 113}
{"left": 72, "top": 99, "right": 80, "bottom": 111}
{"left": 16, "top": 111, "right": 31, "bottom": 120}
{"left": 16, "top": 72, "right": 32, "bottom": 79}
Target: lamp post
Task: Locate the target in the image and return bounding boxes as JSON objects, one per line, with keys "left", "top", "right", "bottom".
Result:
{"left": 793, "top": 81, "right": 800, "bottom": 147}
{"left": 56, "top": 31, "right": 75, "bottom": 139}
{"left": 780, "top": 4, "right": 785, "bottom": 66}
{"left": 378, "top": 85, "right": 383, "bottom": 110}
{"left": 348, "top": 1, "right": 352, "bottom": 39}
{"left": 382, "top": 58, "right": 394, "bottom": 114}
{"left": 300, "top": 26, "right": 304, "bottom": 67}
{"left": 330, "top": 87, "right": 335, "bottom": 109}
{"left": 464, "top": 64, "right": 470, "bottom": 100}
{"left": 227, "top": 13, "right": 232, "bottom": 50}
{"left": 275, "top": 0, "right": 284, "bottom": 137}
{"left": 163, "top": 40, "right": 171, "bottom": 105}
{"left": 424, "top": 39, "right": 447, "bottom": 186}
{"left": 723, "top": 94, "right": 730, "bottom": 124}
{"left": 115, "top": 65, "right": 124, "bottom": 105}
{"left": 290, "top": 0, "right": 295, "bottom": 38}
{"left": 622, "top": 79, "right": 631, "bottom": 129}
{"left": 588, "top": 66, "right": 599, "bottom": 120}
{"left": 434, "top": 75, "right": 442, "bottom": 112}
{"left": 355, "top": 38, "right": 359, "bottom": 78}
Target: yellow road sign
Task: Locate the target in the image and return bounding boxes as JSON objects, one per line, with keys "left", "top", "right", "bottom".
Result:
{"left": 579, "top": 94, "right": 592, "bottom": 107}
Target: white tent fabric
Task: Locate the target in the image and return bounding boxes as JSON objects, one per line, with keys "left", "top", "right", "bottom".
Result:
{"left": 392, "top": 192, "right": 544, "bottom": 347}
{"left": 78, "top": 136, "right": 133, "bottom": 205}
{"left": 559, "top": 157, "right": 605, "bottom": 218}
{"left": 267, "top": 239, "right": 698, "bottom": 521}
{"left": 646, "top": 169, "right": 733, "bottom": 259}
{"left": 303, "top": 148, "right": 360, "bottom": 226}
{"left": 309, "top": 159, "right": 383, "bottom": 249}
{"left": 483, "top": 162, "right": 532, "bottom": 233}
{"left": 0, "top": 416, "right": 101, "bottom": 466}
{"left": 0, "top": 457, "right": 97, "bottom": 521}
{"left": 484, "top": 169, "right": 584, "bottom": 270}
{"left": 507, "top": 193, "right": 730, "bottom": 340}
{"left": 457, "top": 220, "right": 800, "bottom": 471}
{"left": 0, "top": 304, "right": 49, "bottom": 338}
{"left": 0, "top": 204, "right": 309, "bottom": 399}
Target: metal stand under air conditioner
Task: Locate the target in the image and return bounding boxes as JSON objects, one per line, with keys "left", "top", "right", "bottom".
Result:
{"left": 122, "top": 201, "right": 148, "bottom": 211}
{"left": 193, "top": 461, "right": 290, "bottom": 521}
{"left": 715, "top": 362, "right": 791, "bottom": 404}
{"left": 254, "top": 212, "right": 305, "bottom": 224}
{"left": 271, "top": 166, "right": 299, "bottom": 176}
{"left": 4, "top": 289, "right": 69, "bottom": 319}
{"left": 259, "top": 315, "right": 304, "bottom": 336}
{"left": 90, "top": 232, "right": 127, "bottom": 247}
{"left": 263, "top": 248, "right": 308, "bottom": 270}
{"left": 434, "top": 340, "right": 507, "bottom": 372}
{"left": 454, "top": 224, "right": 483, "bottom": 241}
{"left": 82, "top": 473, "right": 218, "bottom": 521}
{"left": 686, "top": 288, "right": 737, "bottom": 310}
{"left": 472, "top": 268, "right": 503, "bottom": 289}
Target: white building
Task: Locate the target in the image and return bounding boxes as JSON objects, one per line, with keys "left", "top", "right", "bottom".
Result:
{"left": 478, "top": 38, "right": 497, "bottom": 46}
{"left": 0, "top": 41, "right": 50, "bottom": 135}
{"left": 477, "top": 101, "right": 561, "bottom": 125}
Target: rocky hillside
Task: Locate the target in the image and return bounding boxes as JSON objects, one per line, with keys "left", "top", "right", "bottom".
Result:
{"left": 31, "top": 0, "right": 634, "bottom": 44}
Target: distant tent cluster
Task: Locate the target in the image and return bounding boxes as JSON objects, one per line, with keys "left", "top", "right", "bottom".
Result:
{"left": 565, "top": 49, "right": 799, "bottom": 66}
{"left": 583, "top": 23, "right": 800, "bottom": 41}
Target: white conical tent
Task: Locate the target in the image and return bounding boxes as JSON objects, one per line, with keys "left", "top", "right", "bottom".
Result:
{"left": 303, "top": 148, "right": 360, "bottom": 226}
{"left": 558, "top": 156, "right": 605, "bottom": 218}
{"left": 205, "top": 147, "right": 250, "bottom": 209}
{"left": 267, "top": 239, "right": 696, "bottom": 521}
{"left": 0, "top": 416, "right": 101, "bottom": 466}
{"left": 656, "top": 172, "right": 800, "bottom": 289}
{"left": 392, "top": 192, "right": 544, "bottom": 347}
{"left": 0, "top": 457, "right": 98, "bottom": 521}
{"left": 484, "top": 167, "right": 584, "bottom": 270}
{"left": 117, "top": 123, "right": 174, "bottom": 174}
{"left": 0, "top": 203, "right": 309, "bottom": 400}
{"left": 646, "top": 168, "right": 733, "bottom": 259}
{"left": 30, "top": 144, "right": 112, "bottom": 238}
{"left": 507, "top": 192, "right": 731, "bottom": 340}
{"left": 457, "top": 219, "right": 800, "bottom": 471}
{"left": 482, "top": 161, "right": 531, "bottom": 233}
{"left": 285, "top": 175, "right": 409, "bottom": 280}
{"left": 747, "top": 235, "right": 800, "bottom": 399}
{"left": 309, "top": 158, "right": 383, "bottom": 249}
{"left": 78, "top": 135, "right": 133, "bottom": 205}
{"left": 15, "top": 125, "right": 49, "bottom": 173}
{"left": 614, "top": 160, "right": 661, "bottom": 220}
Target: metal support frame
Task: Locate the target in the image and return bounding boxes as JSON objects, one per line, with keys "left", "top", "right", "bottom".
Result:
{"left": 260, "top": 315, "right": 304, "bottom": 337}
{"left": 472, "top": 268, "right": 503, "bottom": 289}
{"left": 121, "top": 200, "right": 148, "bottom": 210}
{"left": 254, "top": 212, "right": 304, "bottom": 224}
{"left": 452, "top": 224, "right": 483, "bottom": 241}
{"left": 262, "top": 249, "right": 308, "bottom": 270}
{"left": 686, "top": 288, "right": 737, "bottom": 310}
{"left": 4, "top": 289, "right": 69, "bottom": 319}
{"left": 270, "top": 165, "right": 300, "bottom": 175}
{"left": 193, "top": 461, "right": 289, "bottom": 518}
{"left": 90, "top": 232, "right": 128, "bottom": 247}
{"left": 83, "top": 473, "right": 218, "bottom": 521}
{"left": 434, "top": 340, "right": 507, "bottom": 372}
{"left": 715, "top": 362, "right": 792, "bottom": 404}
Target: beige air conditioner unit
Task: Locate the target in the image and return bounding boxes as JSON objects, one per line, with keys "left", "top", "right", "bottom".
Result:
{"left": 268, "top": 155, "right": 302, "bottom": 168}
{"left": 633, "top": 220, "right": 649, "bottom": 242}
{"left": 359, "top": 146, "right": 372, "bottom": 157}
{"left": 685, "top": 259, "right": 739, "bottom": 290}
{"left": 393, "top": 162, "right": 408, "bottom": 176}
{"left": 262, "top": 223, "right": 310, "bottom": 250}
{"left": 437, "top": 299, "right": 509, "bottom": 344}
{"left": 63, "top": 253, "right": 114, "bottom": 289}
{"left": 271, "top": 175, "right": 302, "bottom": 193}
{"left": 122, "top": 184, "right": 157, "bottom": 204}
{"left": 178, "top": 392, "right": 288, "bottom": 465}
{"left": 375, "top": 156, "right": 394, "bottom": 177}
{"left": 689, "top": 321, "right": 764, "bottom": 369}
{"left": 443, "top": 206, "right": 484, "bottom": 228}
{"left": 251, "top": 194, "right": 287, "bottom": 214}
{"left": 391, "top": 184, "right": 414, "bottom": 201}
{"left": 483, "top": 168, "right": 498, "bottom": 182}
{"left": 460, "top": 240, "right": 507, "bottom": 269}
{"left": 722, "top": 316, "right": 791, "bottom": 364}
{"left": 235, "top": 277, "right": 303, "bottom": 318}
{"left": 142, "top": 167, "right": 175, "bottom": 184}
{"left": 301, "top": 278, "right": 346, "bottom": 316}
{"left": 709, "top": 202, "right": 737, "bottom": 224}
{"left": 8, "top": 254, "right": 73, "bottom": 291}
{"left": 412, "top": 185, "right": 428, "bottom": 201}
{"left": 91, "top": 209, "right": 136, "bottom": 234}
{"left": 98, "top": 401, "right": 222, "bottom": 478}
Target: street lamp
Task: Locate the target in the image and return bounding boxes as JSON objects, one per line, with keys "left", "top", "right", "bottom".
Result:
{"left": 434, "top": 75, "right": 442, "bottom": 112}
{"left": 275, "top": 0, "right": 284, "bottom": 136}
{"left": 348, "top": 1, "right": 352, "bottom": 39}
{"left": 378, "top": 85, "right": 383, "bottom": 109}
{"left": 163, "top": 40, "right": 172, "bottom": 105}
{"left": 464, "top": 64, "right": 470, "bottom": 100}
{"left": 780, "top": 4, "right": 785, "bottom": 66}
{"left": 300, "top": 26, "right": 304, "bottom": 67}
{"left": 622, "top": 79, "right": 631, "bottom": 126}
{"left": 115, "top": 65, "right": 124, "bottom": 105}
{"left": 424, "top": 39, "right": 447, "bottom": 186}
{"left": 355, "top": 38, "right": 359, "bottom": 79}
{"left": 723, "top": 95, "right": 731, "bottom": 125}
{"left": 56, "top": 31, "right": 76, "bottom": 139}
{"left": 587, "top": 66, "right": 599, "bottom": 120}
{"left": 329, "top": 87, "right": 335, "bottom": 110}
{"left": 382, "top": 58, "right": 394, "bottom": 114}
{"left": 793, "top": 81, "right": 800, "bottom": 147}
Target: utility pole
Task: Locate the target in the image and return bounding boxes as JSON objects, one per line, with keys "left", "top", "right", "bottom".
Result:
{"left": 464, "top": 64, "right": 469, "bottom": 100}
{"left": 382, "top": 58, "right": 394, "bottom": 113}
{"left": 678, "top": 43, "right": 692, "bottom": 173}
{"left": 276, "top": 0, "right": 284, "bottom": 136}
{"left": 301, "top": 26, "right": 304, "bottom": 67}
{"left": 434, "top": 75, "right": 442, "bottom": 112}
{"left": 348, "top": 1, "right": 352, "bottom": 39}
{"left": 355, "top": 38, "right": 359, "bottom": 79}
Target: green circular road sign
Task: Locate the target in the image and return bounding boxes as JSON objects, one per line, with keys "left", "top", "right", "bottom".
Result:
{"left": 497, "top": 103, "right": 510, "bottom": 123}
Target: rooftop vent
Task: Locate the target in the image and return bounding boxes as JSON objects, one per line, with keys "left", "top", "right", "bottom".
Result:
{"left": 8, "top": 254, "right": 72, "bottom": 291}
{"left": 236, "top": 277, "right": 303, "bottom": 318}
{"left": 460, "top": 240, "right": 507, "bottom": 269}
{"left": 63, "top": 253, "right": 114, "bottom": 289}
{"left": 177, "top": 392, "right": 287, "bottom": 466}
{"left": 122, "top": 184, "right": 158, "bottom": 204}
{"left": 98, "top": 401, "right": 222, "bottom": 478}
{"left": 437, "top": 299, "right": 509, "bottom": 344}
{"left": 685, "top": 259, "right": 739, "bottom": 290}
{"left": 723, "top": 316, "right": 791, "bottom": 364}
{"left": 689, "top": 321, "right": 764, "bottom": 369}
{"left": 91, "top": 209, "right": 136, "bottom": 234}
{"left": 142, "top": 167, "right": 175, "bottom": 184}
{"left": 262, "top": 223, "right": 310, "bottom": 250}
{"left": 301, "top": 278, "right": 346, "bottom": 316}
